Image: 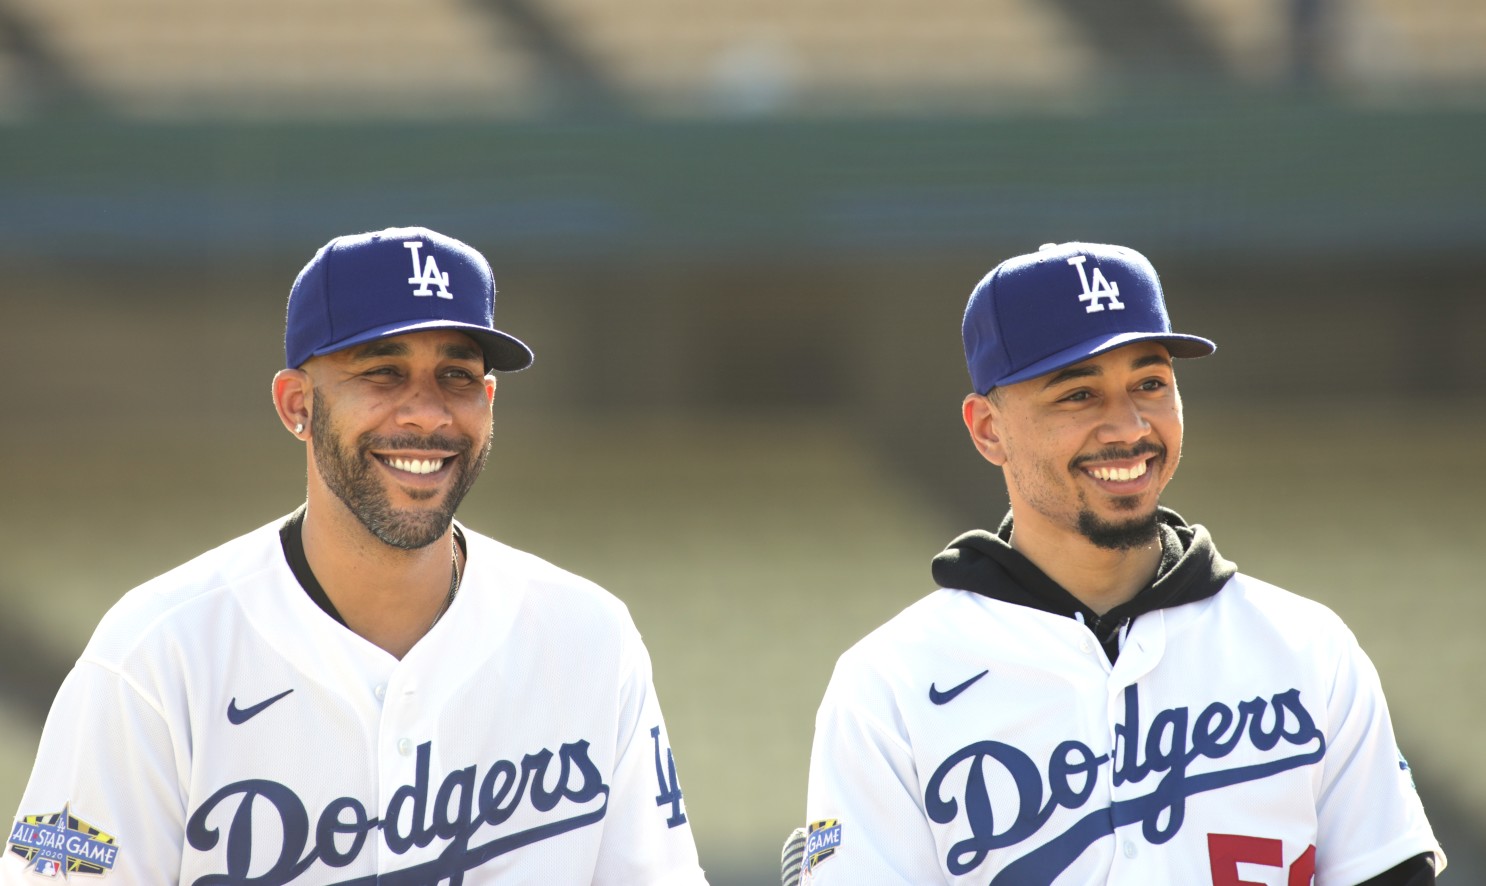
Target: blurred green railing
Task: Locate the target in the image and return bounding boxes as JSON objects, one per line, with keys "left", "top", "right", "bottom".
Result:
{"left": 3, "top": 99, "right": 1482, "bottom": 262}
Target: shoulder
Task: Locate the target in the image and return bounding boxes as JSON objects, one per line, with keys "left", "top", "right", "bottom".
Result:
{"left": 822, "top": 589, "right": 1016, "bottom": 705}
{"left": 78, "top": 518, "right": 287, "bottom": 670}
{"left": 845, "top": 588, "right": 994, "bottom": 651}
{"left": 1201, "top": 572, "right": 1359, "bottom": 647}
{"left": 457, "top": 528, "right": 652, "bottom": 679}
{"left": 841, "top": 587, "right": 1059, "bottom": 662}
{"left": 1166, "top": 572, "right": 1371, "bottom": 690}
{"left": 460, "top": 526, "right": 638, "bottom": 632}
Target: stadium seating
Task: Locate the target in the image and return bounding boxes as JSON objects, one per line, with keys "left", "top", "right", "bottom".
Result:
{"left": 2, "top": 0, "right": 541, "bottom": 116}
{"left": 1, "top": 0, "right": 1482, "bottom": 117}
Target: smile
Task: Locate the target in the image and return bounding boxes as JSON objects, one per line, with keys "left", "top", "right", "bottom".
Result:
{"left": 1085, "top": 461, "right": 1148, "bottom": 482}
{"left": 378, "top": 455, "right": 448, "bottom": 475}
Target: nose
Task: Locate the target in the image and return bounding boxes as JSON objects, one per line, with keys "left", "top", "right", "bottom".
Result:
{"left": 394, "top": 374, "right": 454, "bottom": 433}
{"left": 1096, "top": 391, "right": 1152, "bottom": 446}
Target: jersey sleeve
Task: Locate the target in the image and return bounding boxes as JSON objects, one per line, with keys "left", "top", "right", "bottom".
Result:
{"left": 8, "top": 660, "right": 185, "bottom": 883}
{"left": 589, "top": 624, "right": 709, "bottom": 886}
{"left": 1312, "top": 629, "right": 1444, "bottom": 886}
{"left": 802, "top": 655, "right": 945, "bottom": 884}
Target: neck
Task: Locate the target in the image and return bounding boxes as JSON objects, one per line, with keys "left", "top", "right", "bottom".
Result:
{"left": 300, "top": 497, "right": 461, "bottom": 659}
{"left": 1007, "top": 508, "right": 1162, "bottom": 616}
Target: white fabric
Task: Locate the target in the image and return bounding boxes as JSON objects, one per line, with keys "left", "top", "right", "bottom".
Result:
{"left": 803, "top": 577, "right": 1443, "bottom": 885}
{"left": 8, "top": 517, "right": 708, "bottom": 885}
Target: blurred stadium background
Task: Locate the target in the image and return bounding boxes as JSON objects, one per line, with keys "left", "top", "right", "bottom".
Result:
{"left": 2, "top": 0, "right": 1484, "bottom": 881}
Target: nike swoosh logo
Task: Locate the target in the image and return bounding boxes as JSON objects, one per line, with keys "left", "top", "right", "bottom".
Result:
{"left": 929, "top": 670, "right": 988, "bottom": 705}
{"left": 227, "top": 689, "right": 294, "bottom": 725}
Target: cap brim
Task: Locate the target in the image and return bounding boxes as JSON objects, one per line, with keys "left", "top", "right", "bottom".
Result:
{"left": 994, "top": 331, "right": 1215, "bottom": 388}
{"left": 307, "top": 319, "right": 534, "bottom": 373}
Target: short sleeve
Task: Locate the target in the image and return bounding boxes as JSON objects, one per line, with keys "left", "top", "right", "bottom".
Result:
{"left": 1313, "top": 630, "right": 1444, "bottom": 885}
{"left": 802, "top": 658, "right": 945, "bottom": 884}
{"left": 9, "top": 661, "right": 185, "bottom": 882}
{"left": 589, "top": 625, "right": 709, "bottom": 886}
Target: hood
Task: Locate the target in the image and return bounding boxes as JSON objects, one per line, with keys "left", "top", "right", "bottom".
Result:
{"left": 929, "top": 507, "right": 1235, "bottom": 660}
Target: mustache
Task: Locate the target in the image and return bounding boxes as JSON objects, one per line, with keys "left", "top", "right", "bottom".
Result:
{"left": 1072, "top": 442, "right": 1165, "bottom": 468}
{"left": 358, "top": 433, "right": 471, "bottom": 454}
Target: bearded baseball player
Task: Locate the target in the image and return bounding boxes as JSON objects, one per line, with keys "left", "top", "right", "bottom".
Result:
{"left": 7, "top": 227, "right": 708, "bottom": 884}
{"left": 797, "top": 243, "right": 1445, "bottom": 885}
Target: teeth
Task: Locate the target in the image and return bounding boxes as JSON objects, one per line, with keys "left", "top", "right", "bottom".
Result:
{"left": 1089, "top": 462, "right": 1147, "bottom": 482}
{"left": 385, "top": 457, "right": 444, "bottom": 475}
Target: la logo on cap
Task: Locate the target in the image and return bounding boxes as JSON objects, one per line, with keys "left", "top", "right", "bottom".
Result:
{"left": 1068, "top": 255, "right": 1124, "bottom": 314}
{"left": 405, "top": 240, "right": 453, "bottom": 299}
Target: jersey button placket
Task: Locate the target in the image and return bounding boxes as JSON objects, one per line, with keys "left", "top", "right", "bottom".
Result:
{"left": 1106, "top": 676, "right": 1140, "bottom": 881}
{"left": 380, "top": 680, "right": 422, "bottom": 838}
{"left": 378, "top": 678, "right": 422, "bottom": 873}
{"left": 390, "top": 685, "right": 420, "bottom": 759}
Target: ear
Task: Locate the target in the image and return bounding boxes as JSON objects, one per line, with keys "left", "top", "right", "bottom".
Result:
{"left": 962, "top": 393, "right": 1008, "bottom": 466}
{"left": 273, "top": 369, "right": 312, "bottom": 439}
{"left": 484, "top": 374, "right": 496, "bottom": 402}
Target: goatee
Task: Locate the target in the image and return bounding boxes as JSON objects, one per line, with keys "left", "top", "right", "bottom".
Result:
{"left": 1077, "top": 506, "right": 1160, "bottom": 551}
{"left": 311, "top": 389, "right": 490, "bottom": 550}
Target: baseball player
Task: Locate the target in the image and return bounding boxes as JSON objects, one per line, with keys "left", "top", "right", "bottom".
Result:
{"left": 6, "top": 227, "right": 708, "bottom": 884}
{"left": 798, "top": 243, "right": 1444, "bottom": 884}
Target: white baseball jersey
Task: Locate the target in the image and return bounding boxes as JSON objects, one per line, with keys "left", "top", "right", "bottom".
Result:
{"left": 803, "top": 576, "right": 1443, "bottom": 885}
{"left": 7, "top": 517, "right": 707, "bottom": 884}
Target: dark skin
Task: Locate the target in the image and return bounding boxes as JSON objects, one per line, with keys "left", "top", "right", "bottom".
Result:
{"left": 963, "top": 344, "right": 1438, "bottom": 885}
{"left": 271, "top": 330, "right": 495, "bottom": 659}
{"left": 962, "top": 343, "right": 1181, "bottom": 614}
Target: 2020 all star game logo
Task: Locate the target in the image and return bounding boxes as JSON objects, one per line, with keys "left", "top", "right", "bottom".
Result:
{"left": 7, "top": 804, "right": 120, "bottom": 878}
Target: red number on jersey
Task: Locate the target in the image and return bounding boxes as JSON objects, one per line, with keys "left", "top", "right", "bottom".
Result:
{"left": 1208, "top": 833, "right": 1316, "bottom": 886}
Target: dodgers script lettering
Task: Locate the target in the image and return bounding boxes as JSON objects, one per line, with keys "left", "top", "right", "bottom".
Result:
{"left": 923, "top": 686, "right": 1325, "bottom": 884}
{"left": 185, "top": 739, "right": 608, "bottom": 885}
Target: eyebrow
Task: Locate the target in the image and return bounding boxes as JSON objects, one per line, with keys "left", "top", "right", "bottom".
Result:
{"left": 346, "top": 339, "right": 484, "bottom": 362}
{"left": 441, "top": 341, "right": 484, "bottom": 362}
{"left": 348, "top": 340, "right": 410, "bottom": 360}
{"left": 1040, "top": 352, "right": 1173, "bottom": 390}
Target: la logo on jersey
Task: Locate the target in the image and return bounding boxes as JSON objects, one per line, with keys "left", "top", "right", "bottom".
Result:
{"left": 6, "top": 804, "right": 121, "bottom": 877}
{"left": 1068, "top": 255, "right": 1124, "bottom": 313}
{"left": 404, "top": 240, "right": 454, "bottom": 299}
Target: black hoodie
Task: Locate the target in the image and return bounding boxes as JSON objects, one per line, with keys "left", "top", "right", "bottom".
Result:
{"left": 929, "top": 507, "right": 1236, "bottom": 664}
{"left": 927, "top": 506, "right": 1438, "bottom": 886}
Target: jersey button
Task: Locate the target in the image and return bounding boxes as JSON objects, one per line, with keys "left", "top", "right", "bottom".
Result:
{"left": 1123, "top": 840, "right": 1137, "bottom": 858}
{"left": 1079, "top": 638, "right": 1092, "bottom": 654}
{"left": 397, "top": 737, "right": 413, "bottom": 756}
{"left": 374, "top": 684, "right": 387, "bottom": 701}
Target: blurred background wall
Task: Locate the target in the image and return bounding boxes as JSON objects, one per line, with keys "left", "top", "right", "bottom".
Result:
{"left": 1, "top": 0, "right": 1483, "bottom": 881}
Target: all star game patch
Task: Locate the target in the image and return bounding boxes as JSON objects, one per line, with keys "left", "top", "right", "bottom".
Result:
{"left": 803, "top": 818, "right": 842, "bottom": 873}
{"left": 6, "top": 804, "right": 120, "bottom": 877}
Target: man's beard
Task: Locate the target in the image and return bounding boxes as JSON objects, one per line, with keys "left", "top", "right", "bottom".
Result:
{"left": 1076, "top": 502, "right": 1160, "bottom": 550}
{"left": 311, "top": 389, "right": 490, "bottom": 550}
{"left": 1070, "top": 442, "right": 1164, "bottom": 550}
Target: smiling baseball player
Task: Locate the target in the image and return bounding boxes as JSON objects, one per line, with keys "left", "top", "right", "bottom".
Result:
{"left": 7, "top": 227, "right": 708, "bottom": 884}
{"left": 798, "top": 243, "right": 1444, "bottom": 885}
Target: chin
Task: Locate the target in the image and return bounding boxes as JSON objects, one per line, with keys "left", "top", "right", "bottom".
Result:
{"left": 1077, "top": 508, "right": 1160, "bottom": 551}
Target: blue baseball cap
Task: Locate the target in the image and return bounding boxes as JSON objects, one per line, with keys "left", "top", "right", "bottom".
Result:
{"left": 962, "top": 242, "right": 1214, "bottom": 393}
{"left": 285, "top": 226, "right": 533, "bottom": 373}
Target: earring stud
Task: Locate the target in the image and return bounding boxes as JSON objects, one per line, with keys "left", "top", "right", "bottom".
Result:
{"left": 294, "top": 422, "right": 305, "bottom": 434}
